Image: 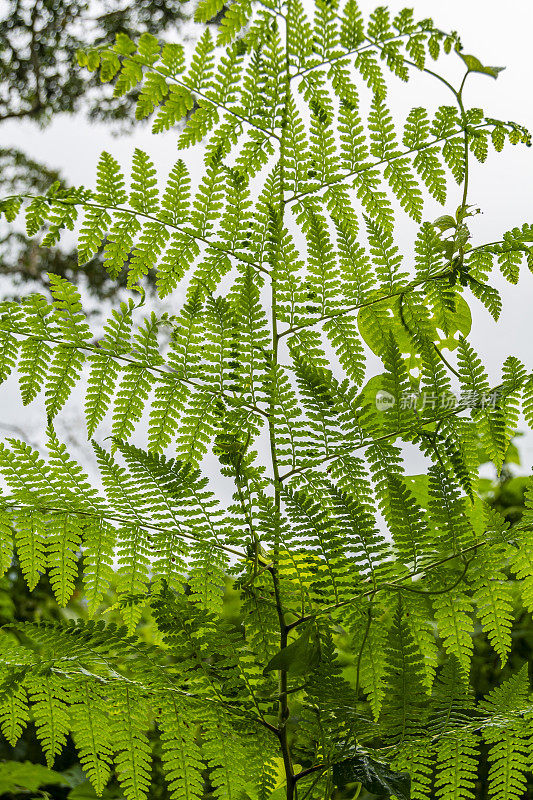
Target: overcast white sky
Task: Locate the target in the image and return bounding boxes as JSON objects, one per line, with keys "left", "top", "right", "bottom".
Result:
{"left": 0, "top": 0, "right": 532, "bottom": 473}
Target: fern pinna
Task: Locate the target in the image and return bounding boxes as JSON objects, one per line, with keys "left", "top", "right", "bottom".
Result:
{"left": 1, "top": 1, "right": 533, "bottom": 799}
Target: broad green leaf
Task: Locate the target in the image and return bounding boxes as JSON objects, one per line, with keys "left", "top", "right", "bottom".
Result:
{"left": 458, "top": 52, "right": 505, "bottom": 79}
{"left": 0, "top": 761, "right": 67, "bottom": 793}
{"left": 333, "top": 754, "right": 411, "bottom": 799}
{"left": 263, "top": 625, "right": 320, "bottom": 677}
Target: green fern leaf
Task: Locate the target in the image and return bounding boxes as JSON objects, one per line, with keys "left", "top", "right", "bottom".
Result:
{"left": 471, "top": 545, "right": 514, "bottom": 664}
{"left": 435, "top": 732, "right": 478, "bottom": 800}
{"left": 380, "top": 600, "right": 429, "bottom": 743}
{"left": 136, "top": 71, "right": 169, "bottom": 120}
{"left": 176, "top": 392, "right": 221, "bottom": 468}
{"left": 202, "top": 707, "right": 248, "bottom": 800}
{"left": 47, "top": 514, "right": 83, "bottom": 607}
{"left": 159, "top": 696, "right": 204, "bottom": 800}
{"left": 392, "top": 743, "right": 434, "bottom": 800}
{"left": 323, "top": 315, "right": 365, "bottom": 386}
{"left": 17, "top": 295, "right": 55, "bottom": 404}
{"left": 111, "top": 313, "right": 162, "bottom": 443}
{"left": 355, "top": 51, "right": 386, "bottom": 99}
{"left": 70, "top": 681, "right": 114, "bottom": 794}
{"left": 78, "top": 152, "right": 126, "bottom": 264}
{"left": 12, "top": 511, "right": 48, "bottom": 591}
{"left": 45, "top": 276, "right": 92, "bottom": 418}
{"left": 217, "top": 0, "right": 252, "bottom": 45}
{"left": 112, "top": 686, "right": 152, "bottom": 800}
{"left": 0, "top": 685, "right": 29, "bottom": 746}
{"left": 432, "top": 587, "right": 474, "bottom": 674}
{"left": 27, "top": 675, "right": 70, "bottom": 767}
{"left": 130, "top": 149, "right": 159, "bottom": 214}
{"left": 82, "top": 517, "right": 117, "bottom": 617}
{"left": 480, "top": 667, "right": 530, "bottom": 800}
{"left": 85, "top": 300, "right": 134, "bottom": 438}
{"left": 0, "top": 510, "right": 13, "bottom": 578}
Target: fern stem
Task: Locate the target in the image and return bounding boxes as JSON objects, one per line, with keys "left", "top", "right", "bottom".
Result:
{"left": 290, "top": 36, "right": 410, "bottom": 80}
{"left": 286, "top": 123, "right": 493, "bottom": 205}
{"left": 6, "top": 193, "right": 271, "bottom": 276}
{"left": 127, "top": 53, "right": 282, "bottom": 143}
{"left": 398, "top": 290, "right": 462, "bottom": 379}
{"left": 287, "top": 536, "right": 508, "bottom": 631}
{"left": 365, "top": 33, "right": 459, "bottom": 98}
{"left": 278, "top": 268, "right": 454, "bottom": 338}
{"left": 297, "top": 769, "right": 326, "bottom": 800}
{"left": 0, "top": 323, "right": 270, "bottom": 420}
{"left": 382, "top": 557, "right": 472, "bottom": 596}
{"left": 456, "top": 78, "right": 470, "bottom": 213}
{"left": 432, "top": 344, "right": 461, "bottom": 379}
{"left": 255, "top": 0, "right": 286, "bottom": 21}
{"left": 354, "top": 596, "right": 375, "bottom": 701}
{"left": 278, "top": 369, "right": 526, "bottom": 482}
{"left": 3, "top": 501, "right": 248, "bottom": 559}
{"left": 264, "top": 8, "right": 298, "bottom": 797}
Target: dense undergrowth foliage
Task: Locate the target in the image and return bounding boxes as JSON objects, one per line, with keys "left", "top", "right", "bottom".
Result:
{"left": 1, "top": 1, "right": 533, "bottom": 798}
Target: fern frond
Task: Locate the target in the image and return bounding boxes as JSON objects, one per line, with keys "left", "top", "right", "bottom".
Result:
{"left": 323, "top": 315, "right": 365, "bottom": 386}
{"left": 431, "top": 586, "right": 474, "bottom": 674}
{"left": 471, "top": 545, "right": 514, "bottom": 664}
{"left": 353, "top": 168, "right": 394, "bottom": 230}
{"left": 203, "top": 707, "right": 248, "bottom": 800}
{"left": 338, "top": 99, "right": 368, "bottom": 173}
{"left": 11, "top": 511, "right": 48, "bottom": 590}
{"left": 112, "top": 685, "right": 152, "bottom": 800}
{"left": 380, "top": 600, "right": 429, "bottom": 743}
{"left": 46, "top": 513, "right": 83, "bottom": 607}
{"left": 392, "top": 742, "right": 434, "bottom": 800}
{"left": 480, "top": 668, "right": 530, "bottom": 800}
{"left": 1, "top": 8, "right": 532, "bottom": 800}
{"left": 16, "top": 294, "right": 55, "bottom": 404}
{"left": 46, "top": 275, "right": 92, "bottom": 418}
{"left": 26, "top": 675, "right": 70, "bottom": 767}
{"left": 115, "top": 524, "right": 151, "bottom": 632}
{"left": 159, "top": 696, "right": 204, "bottom": 800}
{"left": 70, "top": 681, "right": 114, "bottom": 795}
{"left": 111, "top": 312, "right": 162, "bottom": 443}
{"left": 365, "top": 216, "right": 408, "bottom": 292}
{"left": 130, "top": 148, "right": 159, "bottom": 215}
{"left": 510, "top": 481, "right": 533, "bottom": 611}
{"left": 78, "top": 151, "right": 126, "bottom": 264}
{"left": 82, "top": 517, "right": 117, "bottom": 617}
{"left": 355, "top": 51, "right": 386, "bottom": 99}
{"left": 85, "top": 300, "right": 134, "bottom": 438}
{"left": 0, "top": 685, "right": 29, "bottom": 746}
{"left": 435, "top": 732, "right": 478, "bottom": 800}
{"left": 294, "top": 200, "right": 340, "bottom": 316}
{"left": 176, "top": 391, "right": 221, "bottom": 468}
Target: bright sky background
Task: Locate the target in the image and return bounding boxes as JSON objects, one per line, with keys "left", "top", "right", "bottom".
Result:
{"left": 0, "top": 0, "right": 532, "bottom": 475}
